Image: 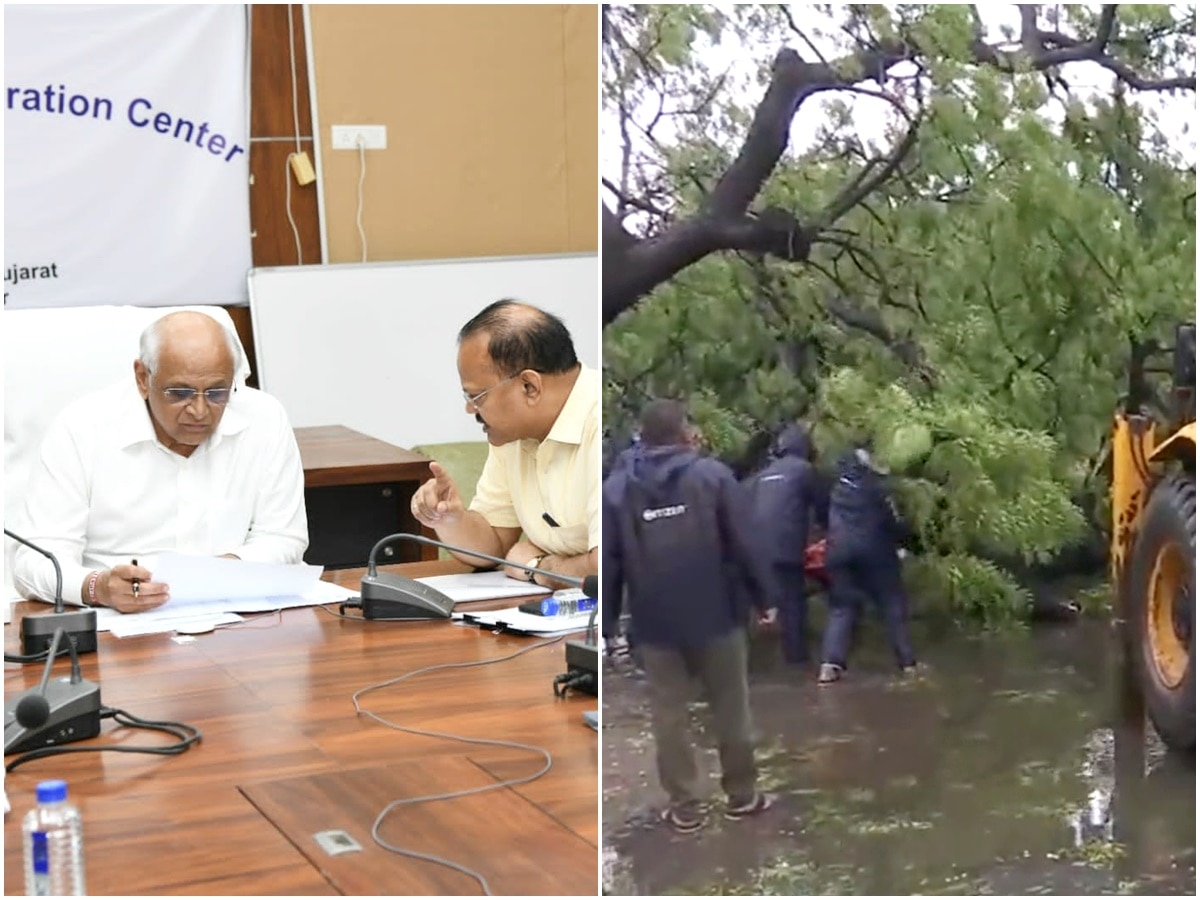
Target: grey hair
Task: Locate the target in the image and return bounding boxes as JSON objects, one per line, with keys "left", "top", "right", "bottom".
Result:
{"left": 138, "top": 313, "right": 244, "bottom": 374}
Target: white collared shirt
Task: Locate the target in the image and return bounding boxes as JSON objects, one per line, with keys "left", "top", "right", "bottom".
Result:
{"left": 469, "top": 365, "right": 599, "bottom": 556}
{"left": 12, "top": 379, "right": 309, "bottom": 604}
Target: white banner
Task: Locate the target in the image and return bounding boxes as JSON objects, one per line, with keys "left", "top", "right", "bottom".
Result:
{"left": 4, "top": 4, "right": 252, "bottom": 309}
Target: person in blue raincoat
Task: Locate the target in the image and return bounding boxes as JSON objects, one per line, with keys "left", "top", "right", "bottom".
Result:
{"left": 817, "top": 445, "right": 918, "bottom": 683}
{"left": 744, "top": 423, "right": 830, "bottom": 667}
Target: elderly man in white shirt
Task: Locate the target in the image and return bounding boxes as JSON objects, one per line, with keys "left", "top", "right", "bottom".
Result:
{"left": 12, "top": 310, "right": 308, "bottom": 614}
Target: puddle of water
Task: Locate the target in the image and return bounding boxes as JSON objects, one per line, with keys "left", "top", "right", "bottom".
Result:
{"left": 602, "top": 619, "right": 1195, "bottom": 895}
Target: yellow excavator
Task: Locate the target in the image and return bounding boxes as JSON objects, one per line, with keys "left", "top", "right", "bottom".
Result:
{"left": 1110, "top": 323, "right": 1195, "bottom": 754}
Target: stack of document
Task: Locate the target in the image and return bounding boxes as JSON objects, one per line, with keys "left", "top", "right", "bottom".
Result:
{"left": 99, "top": 553, "right": 356, "bottom": 637}
{"left": 458, "top": 605, "right": 593, "bottom": 636}
{"left": 95, "top": 555, "right": 566, "bottom": 637}
{"left": 414, "top": 570, "right": 551, "bottom": 605}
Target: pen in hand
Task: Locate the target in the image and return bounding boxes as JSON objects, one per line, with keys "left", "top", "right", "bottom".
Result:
{"left": 131, "top": 558, "right": 140, "bottom": 600}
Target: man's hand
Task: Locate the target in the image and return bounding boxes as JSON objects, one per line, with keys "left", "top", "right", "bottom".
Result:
{"left": 411, "top": 461, "right": 464, "bottom": 528}
{"left": 757, "top": 607, "right": 778, "bottom": 628}
{"left": 503, "top": 538, "right": 544, "bottom": 583}
{"left": 98, "top": 563, "right": 170, "bottom": 614}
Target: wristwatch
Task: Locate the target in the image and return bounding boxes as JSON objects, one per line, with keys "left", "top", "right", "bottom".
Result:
{"left": 526, "top": 555, "right": 545, "bottom": 583}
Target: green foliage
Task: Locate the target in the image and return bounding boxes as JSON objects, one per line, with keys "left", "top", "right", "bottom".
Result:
{"left": 904, "top": 552, "right": 1033, "bottom": 626}
{"left": 604, "top": 4, "right": 1195, "bottom": 623}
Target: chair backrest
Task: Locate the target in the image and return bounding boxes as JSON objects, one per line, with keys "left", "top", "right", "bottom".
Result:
{"left": 411, "top": 441, "right": 489, "bottom": 559}
{"left": 3, "top": 305, "right": 251, "bottom": 603}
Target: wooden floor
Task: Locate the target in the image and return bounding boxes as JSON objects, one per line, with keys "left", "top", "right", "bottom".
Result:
{"left": 3, "top": 561, "right": 598, "bottom": 895}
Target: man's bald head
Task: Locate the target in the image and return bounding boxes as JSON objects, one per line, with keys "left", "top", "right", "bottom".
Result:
{"left": 139, "top": 311, "right": 241, "bottom": 374}
{"left": 457, "top": 299, "right": 578, "bottom": 376}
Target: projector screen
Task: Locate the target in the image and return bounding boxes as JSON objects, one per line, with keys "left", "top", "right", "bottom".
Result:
{"left": 248, "top": 253, "right": 598, "bottom": 449}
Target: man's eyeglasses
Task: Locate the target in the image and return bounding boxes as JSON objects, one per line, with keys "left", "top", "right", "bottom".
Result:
{"left": 462, "top": 374, "right": 517, "bottom": 410}
{"left": 161, "top": 386, "right": 234, "bottom": 406}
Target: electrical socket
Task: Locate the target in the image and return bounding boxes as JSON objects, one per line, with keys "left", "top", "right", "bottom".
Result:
{"left": 331, "top": 125, "right": 387, "bottom": 150}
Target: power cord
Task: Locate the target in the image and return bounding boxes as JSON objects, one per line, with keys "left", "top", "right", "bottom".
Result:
{"left": 5, "top": 706, "right": 202, "bottom": 772}
{"left": 552, "top": 669, "right": 595, "bottom": 698}
{"left": 284, "top": 153, "right": 304, "bottom": 264}
{"left": 355, "top": 136, "right": 368, "bottom": 262}
{"left": 286, "top": 3, "right": 303, "bottom": 160}
{"left": 353, "top": 635, "right": 566, "bottom": 895}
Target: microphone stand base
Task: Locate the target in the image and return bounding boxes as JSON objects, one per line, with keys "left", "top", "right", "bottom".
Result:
{"left": 565, "top": 639, "right": 598, "bottom": 676}
{"left": 360, "top": 572, "right": 455, "bottom": 620}
{"left": 21, "top": 609, "right": 98, "bottom": 657}
{"left": 5, "top": 679, "right": 102, "bottom": 755}
{"left": 554, "top": 639, "right": 598, "bottom": 697}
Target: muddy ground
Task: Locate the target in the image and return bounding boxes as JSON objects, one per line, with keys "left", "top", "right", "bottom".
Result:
{"left": 602, "top": 618, "right": 1195, "bottom": 895}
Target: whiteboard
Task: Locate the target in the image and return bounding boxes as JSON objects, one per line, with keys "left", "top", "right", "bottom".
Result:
{"left": 248, "top": 253, "right": 598, "bottom": 448}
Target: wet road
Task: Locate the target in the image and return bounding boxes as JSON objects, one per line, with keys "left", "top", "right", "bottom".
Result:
{"left": 602, "top": 619, "right": 1195, "bottom": 895}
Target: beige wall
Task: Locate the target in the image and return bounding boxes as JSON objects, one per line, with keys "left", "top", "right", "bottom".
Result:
{"left": 309, "top": 4, "right": 597, "bottom": 263}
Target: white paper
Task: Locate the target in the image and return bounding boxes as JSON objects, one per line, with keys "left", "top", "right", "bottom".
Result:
{"left": 95, "top": 579, "right": 357, "bottom": 636}
{"left": 108, "top": 610, "right": 245, "bottom": 638}
{"left": 148, "top": 552, "right": 323, "bottom": 603}
{"left": 415, "top": 571, "right": 551, "bottom": 604}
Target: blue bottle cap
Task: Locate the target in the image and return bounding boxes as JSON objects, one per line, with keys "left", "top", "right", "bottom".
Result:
{"left": 36, "top": 780, "right": 67, "bottom": 803}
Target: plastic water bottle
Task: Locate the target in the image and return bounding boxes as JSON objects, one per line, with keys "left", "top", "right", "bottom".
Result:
{"left": 539, "top": 597, "right": 597, "bottom": 616}
{"left": 22, "top": 779, "right": 85, "bottom": 896}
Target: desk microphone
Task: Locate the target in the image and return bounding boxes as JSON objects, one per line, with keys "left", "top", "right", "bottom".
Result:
{"left": 5, "top": 626, "right": 102, "bottom": 754}
{"left": 4, "top": 528, "right": 98, "bottom": 656}
{"left": 361, "top": 532, "right": 598, "bottom": 621}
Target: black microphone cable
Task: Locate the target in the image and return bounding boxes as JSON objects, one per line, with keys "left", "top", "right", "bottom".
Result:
{"left": 4, "top": 648, "right": 52, "bottom": 665}
{"left": 5, "top": 706, "right": 202, "bottom": 772}
{"left": 352, "top": 634, "right": 570, "bottom": 896}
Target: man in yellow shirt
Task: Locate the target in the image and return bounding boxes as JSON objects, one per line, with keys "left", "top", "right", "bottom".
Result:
{"left": 411, "top": 299, "right": 598, "bottom": 588}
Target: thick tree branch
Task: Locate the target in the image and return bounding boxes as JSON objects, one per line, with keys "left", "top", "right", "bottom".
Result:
{"left": 711, "top": 208, "right": 814, "bottom": 261}
{"left": 703, "top": 49, "right": 812, "bottom": 218}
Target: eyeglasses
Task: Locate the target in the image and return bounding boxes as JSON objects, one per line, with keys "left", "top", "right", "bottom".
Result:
{"left": 160, "top": 385, "right": 234, "bottom": 406}
{"left": 462, "top": 374, "right": 517, "bottom": 410}
{"left": 144, "top": 368, "right": 235, "bottom": 406}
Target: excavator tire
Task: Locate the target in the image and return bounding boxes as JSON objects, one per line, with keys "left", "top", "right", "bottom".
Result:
{"left": 1126, "top": 472, "right": 1195, "bottom": 754}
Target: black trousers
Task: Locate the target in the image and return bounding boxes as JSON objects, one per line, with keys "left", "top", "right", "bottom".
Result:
{"left": 772, "top": 562, "right": 810, "bottom": 664}
{"left": 819, "top": 558, "right": 916, "bottom": 669}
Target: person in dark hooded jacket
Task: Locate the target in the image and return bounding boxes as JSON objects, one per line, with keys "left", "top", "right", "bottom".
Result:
{"left": 602, "top": 431, "right": 642, "bottom": 659}
{"left": 817, "top": 445, "right": 918, "bottom": 683}
{"left": 603, "top": 398, "right": 780, "bottom": 833}
{"left": 744, "top": 423, "right": 830, "bottom": 666}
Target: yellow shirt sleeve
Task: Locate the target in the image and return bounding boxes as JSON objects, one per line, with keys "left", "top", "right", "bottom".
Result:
{"left": 468, "top": 444, "right": 521, "bottom": 529}
{"left": 584, "top": 414, "right": 600, "bottom": 551}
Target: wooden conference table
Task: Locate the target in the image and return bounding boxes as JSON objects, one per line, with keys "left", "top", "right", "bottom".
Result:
{"left": 2, "top": 560, "right": 598, "bottom": 896}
